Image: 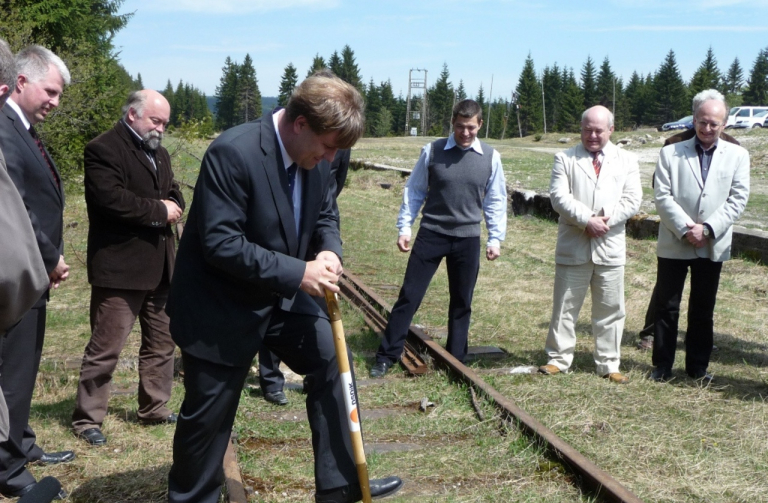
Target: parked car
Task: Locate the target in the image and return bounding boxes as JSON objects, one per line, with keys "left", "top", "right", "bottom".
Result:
{"left": 733, "top": 109, "right": 768, "bottom": 128}
{"left": 726, "top": 106, "right": 768, "bottom": 128}
{"left": 660, "top": 115, "right": 694, "bottom": 131}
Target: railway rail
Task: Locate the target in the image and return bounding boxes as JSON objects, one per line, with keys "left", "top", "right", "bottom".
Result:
{"left": 338, "top": 271, "right": 645, "bottom": 503}
{"left": 223, "top": 269, "right": 645, "bottom": 502}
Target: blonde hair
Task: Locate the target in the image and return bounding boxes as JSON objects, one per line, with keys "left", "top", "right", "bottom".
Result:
{"left": 285, "top": 73, "right": 364, "bottom": 149}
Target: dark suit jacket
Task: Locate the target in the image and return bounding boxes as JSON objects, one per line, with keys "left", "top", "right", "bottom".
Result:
{"left": 84, "top": 121, "right": 185, "bottom": 290}
{"left": 0, "top": 105, "right": 64, "bottom": 278}
{"left": 167, "top": 110, "right": 342, "bottom": 367}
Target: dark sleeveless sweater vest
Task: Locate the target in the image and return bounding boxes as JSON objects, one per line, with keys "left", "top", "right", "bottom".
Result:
{"left": 419, "top": 138, "right": 494, "bottom": 238}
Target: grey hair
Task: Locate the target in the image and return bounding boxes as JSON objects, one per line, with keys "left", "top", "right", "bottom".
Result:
{"left": 122, "top": 90, "right": 148, "bottom": 119}
{"left": 15, "top": 45, "right": 70, "bottom": 85}
{"left": 581, "top": 106, "right": 614, "bottom": 128}
{"left": 692, "top": 89, "right": 727, "bottom": 117}
{"left": 0, "top": 38, "right": 15, "bottom": 90}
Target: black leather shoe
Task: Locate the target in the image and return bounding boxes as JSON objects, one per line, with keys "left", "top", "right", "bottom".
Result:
{"left": 36, "top": 450, "right": 75, "bottom": 465}
{"left": 263, "top": 391, "right": 288, "bottom": 405}
{"left": 369, "top": 361, "right": 392, "bottom": 378}
{"left": 688, "top": 369, "right": 714, "bottom": 383}
{"left": 76, "top": 427, "right": 107, "bottom": 446}
{"left": 4, "top": 477, "right": 68, "bottom": 500}
{"left": 315, "top": 476, "right": 403, "bottom": 502}
{"left": 140, "top": 412, "right": 178, "bottom": 425}
{"left": 650, "top": 367, "right": 672, "bottom": 382}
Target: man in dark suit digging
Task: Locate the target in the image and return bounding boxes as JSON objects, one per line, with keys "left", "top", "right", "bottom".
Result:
{"left": 166, "top": 73, "right": 402, "bottom": 503}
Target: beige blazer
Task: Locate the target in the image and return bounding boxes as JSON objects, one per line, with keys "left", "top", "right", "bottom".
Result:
{"left": 654, "top": 137, "right": 750, "bottom": 262}
{"left": 549, "top": 141, "right": 642, "bottom": 266}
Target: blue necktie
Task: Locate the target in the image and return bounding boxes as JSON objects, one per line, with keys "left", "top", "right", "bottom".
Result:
{"left": 287, "top": 163, "right": 298, "bottom": 199}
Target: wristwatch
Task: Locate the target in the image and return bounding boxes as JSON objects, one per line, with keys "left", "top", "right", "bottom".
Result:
{"left": 702, "top": 225, "right": 711, "bottom": 238}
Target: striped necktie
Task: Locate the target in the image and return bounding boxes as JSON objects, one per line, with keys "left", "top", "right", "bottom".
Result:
{"left": 29, "top": 126, "right": 59, "bottom": 188}
{"left": 592, "top": 151, "right": 602, "bottom": 177}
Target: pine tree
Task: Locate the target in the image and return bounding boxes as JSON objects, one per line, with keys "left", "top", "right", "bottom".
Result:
{"left": 580, "top": 56, "right": 597, "bottom": 108}
{"left": 557, "top": 68, "right": 584, "bottom": 133}
{"left": 135, "top": 72, "right": 143, "bottom": 90}
{"left": 456, "top": 80, "right": 467, "bottom": 101}
{"left": 162, "top": 79, "right": 174, "bottom": 109}
{"left": 652, "top": 50, "right": 689, "bottom": 124}
{"left": 277, "top": 63, "right": 299, "bottom": 106}
{"left": 338, "top": 45, "right": 363, "bottom": 92}
{"left": 391, "top": 92, "right": 408, "bottom": 136}
{"left": 365, "top": 78, "right": 382, "bottom": 137}
{"left": 742, "top": 47, "right": 768, "bottom": 106}
{"left": 595, "top": 57, "right": 616, "bottom": 109}
{"left": 476, "top": 84, "right": 486, "bottom": 137}
{"left": 328, "top": 51, "right": 342, "bottom": 77}
{"left": 486, "top": 97, "right": 508, "bottom": 139}
{"left": 215, "top": 56, "right": 240, "bottom": 131}
{"left": 542, "top": 64, "right": 562, "bottom": 132}
{"left": 724, "top": 57, "right": 744, "bottom": 98}
{"left": 306, "top": 54, "right": 326, "bottom": 77}
{"left": 236, "top": 54, "right": 261, "bottom": 123}
{"left": 173, "top": 80, "right": 189, "bottom": 127}
{"left": 688, "top": 47, "right": 722, "bottom": 97}
{"left": 515, "top": 54, "right": 543, "bottom": 136}
{"left": 428, "top": 63, "right": 453, "bottom": 136}
{"left": 624, "top": 72, "right": 644, "bottom": 127}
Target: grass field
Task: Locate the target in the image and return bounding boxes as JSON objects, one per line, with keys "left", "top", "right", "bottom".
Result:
{"left": 19, "top": 131, "right": 768, "bottom": 502}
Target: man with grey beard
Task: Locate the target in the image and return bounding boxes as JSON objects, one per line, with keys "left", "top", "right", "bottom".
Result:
{"left": 72, "top": 90, "right": 185, "bottom": 446}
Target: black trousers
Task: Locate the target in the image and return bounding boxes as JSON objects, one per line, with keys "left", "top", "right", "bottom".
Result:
{"left": 652, "top": 257, "right": 722, "bottom": 374}
{"left": 376, "top": 228, "right": 480, "bottom": 365}
{"left": 639, "top": 284, "right": 658, "bottom": 338}
{"left": 168, "top": 309, "right": 358, "bottom": 503}
{"left": 258, "top": 349, "right": 285, "bottom": 394}
{"left": 0, "top": 302, "right": 46, "bottom": 493}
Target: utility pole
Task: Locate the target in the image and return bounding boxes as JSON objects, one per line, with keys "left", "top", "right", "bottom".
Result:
{"left": 486, "top": 74, "right": 493, "bottom": 139}
{"left": 405, "top": 68, "right": 428, "bottom": 136}
{"left": 513, "top": 91, "right": 522, "bottom": 138}
{"left": 541, "top": 71, "right": 547, "bottom": 134}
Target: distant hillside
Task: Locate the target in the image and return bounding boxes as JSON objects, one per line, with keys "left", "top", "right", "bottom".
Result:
{"left": 206, "top": 96, "right": 279, "bottom": 117}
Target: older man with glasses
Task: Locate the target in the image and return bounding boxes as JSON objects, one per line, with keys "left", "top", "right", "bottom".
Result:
{"left": 650, "top": 89, "right": 750, "bottom": 383}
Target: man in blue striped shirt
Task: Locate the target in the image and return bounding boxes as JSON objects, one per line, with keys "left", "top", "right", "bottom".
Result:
{"left": 371, "top": 99, "right": 507, "bottom": 377}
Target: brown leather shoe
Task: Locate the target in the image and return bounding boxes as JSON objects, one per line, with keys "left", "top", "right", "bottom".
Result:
{"left": 538, "top": 364, "right": 561, "bottom": 375}
{"left": 603, "top": 372, "right": 629, "bottom": 384}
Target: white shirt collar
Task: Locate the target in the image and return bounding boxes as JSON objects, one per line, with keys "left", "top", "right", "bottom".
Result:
{"left": 272, "top": 109, "right": 295, "bottom": 170}
{"left": 446, "top": 133, "right": 484, "bottom": 155}
{"left": 6, "top": 98, "right": 31, "bottom": 130}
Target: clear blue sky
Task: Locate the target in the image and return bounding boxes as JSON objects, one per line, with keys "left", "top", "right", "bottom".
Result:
{"left": 113, "top": 0, "right": 768, "bottom": 101}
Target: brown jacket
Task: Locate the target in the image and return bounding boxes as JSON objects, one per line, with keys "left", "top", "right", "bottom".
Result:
{"left": 84, "top": 121, "right": 185, "bottom": 290}
{"left": 664, "top": 128, "right": 739, "bottom": 146}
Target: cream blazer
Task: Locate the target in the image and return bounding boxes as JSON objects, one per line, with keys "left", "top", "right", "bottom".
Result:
{"left": 549, "top": 141, "right": 642, "bottom": 266}
{"left": 654, "top": 137, "right": 750, "bottom": 262}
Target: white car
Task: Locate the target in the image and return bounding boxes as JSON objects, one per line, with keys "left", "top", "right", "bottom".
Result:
{"left": 733, "top": 109, "right": 768, "bottom": 128}
{"left": 727, "top": 106, "right": 768, "bottom": 128}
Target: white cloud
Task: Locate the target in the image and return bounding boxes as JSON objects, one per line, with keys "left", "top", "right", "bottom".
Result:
{"left": 594, "top": 25, "right": 768, "bottom": 32}
{"left": 146, "top": 0, "right": 339, "bottom": 14}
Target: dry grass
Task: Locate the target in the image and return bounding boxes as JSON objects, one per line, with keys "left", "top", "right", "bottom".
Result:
{"left": 333, "top": 170, "right": 768, "bottom": 503}
{"left": 24, "top": 131, "right": 768, "bottom": 502}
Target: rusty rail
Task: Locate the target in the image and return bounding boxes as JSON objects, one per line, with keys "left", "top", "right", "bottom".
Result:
{"left": 339, "top": 271, "right": 644, "bottom": 503}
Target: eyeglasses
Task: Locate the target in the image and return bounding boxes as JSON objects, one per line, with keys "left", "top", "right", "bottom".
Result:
{"left": 696, "top": 120, "right": 723, "bottom": 129}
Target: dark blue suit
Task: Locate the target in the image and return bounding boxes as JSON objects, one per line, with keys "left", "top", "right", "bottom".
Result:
{"left": 0, "top": 104, "right": 64, "bottom": 494}
{"left": 166, "top": 110, "right": 355, "bottom": 502}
